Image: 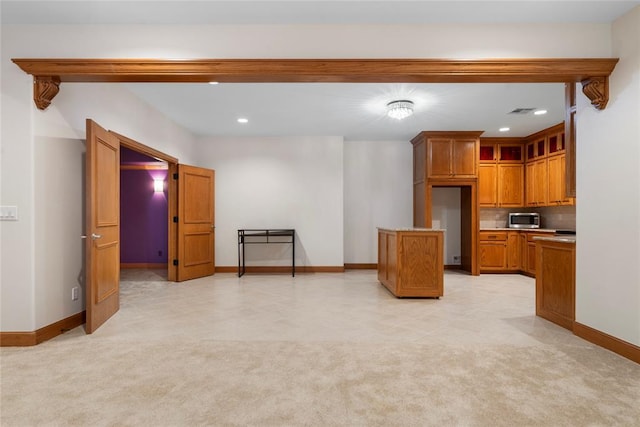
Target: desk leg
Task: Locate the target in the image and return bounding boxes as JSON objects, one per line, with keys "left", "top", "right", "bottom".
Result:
{"left": 292, "top": 234, "right": 295, "bottom": 277}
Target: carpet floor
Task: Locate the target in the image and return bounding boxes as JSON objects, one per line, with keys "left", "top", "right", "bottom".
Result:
{"left": 1, "top": 270, "right": 639, "bottom": 426}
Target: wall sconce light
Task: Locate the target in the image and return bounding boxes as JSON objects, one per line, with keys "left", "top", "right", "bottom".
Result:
{"left": 153, "top": 179, "right": 164, "bottom": 193}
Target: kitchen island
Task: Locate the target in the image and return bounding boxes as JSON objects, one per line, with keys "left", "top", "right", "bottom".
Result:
{"left": 377, "top": 228, "right": 444, "bottom": 298}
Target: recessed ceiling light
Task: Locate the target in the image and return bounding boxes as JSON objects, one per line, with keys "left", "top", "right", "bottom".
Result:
{"left": 499, "top": 127, "right": 510, "bottom": 132}
{"left": 208, "top": 81, "right": 219, "bottom": 85}
{"left": 237, "top": 118, "right": 248, "bottom": 124}
{"left": 534, "top": 109, "right": 548, "bottom": 115}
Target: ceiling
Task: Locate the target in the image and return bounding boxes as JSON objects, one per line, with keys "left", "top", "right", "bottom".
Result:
{"left": 4, "top": 1, "right": 638, "bottom": 140}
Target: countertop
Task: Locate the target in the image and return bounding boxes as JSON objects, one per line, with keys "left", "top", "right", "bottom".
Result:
{"left": 532, "top": 235, "right": 576, "bottom": 243}
{"left": 480, "top": 228, "right": 557, "bottom": 233}
{"left": 377, "top": 227, "right": 445, "bottom": 232}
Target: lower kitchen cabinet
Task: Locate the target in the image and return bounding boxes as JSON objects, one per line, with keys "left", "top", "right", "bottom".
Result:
{"left": 480, "top": 230, "right": 554, "bottom": 276}
{"left": 479, "top": 231, "right": 520, "bottom": 272}
{"left": 535, "top": 238, "right": 575, "bottom": 330}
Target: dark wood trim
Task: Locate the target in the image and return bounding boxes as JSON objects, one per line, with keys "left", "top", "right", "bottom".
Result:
{"left": 1, "top": 311, "right": 86, "bottom": 347}
{"left": 0, "top": 332, "right": 36, "bottom": 347}
{"left": 111, "top": 131, "right": 178, "bottom": 164}
{"left": 344, "top": 263, "right": 377, "bottom": 270}
{"left": 120, "top": 263, "right": 168, "bottom": 269}
{"left": 120, "top": 163, "right": 168, "bottom": 171}
{"left": 12, "top": 58, "right": 618, "bottom": 110}
{"left": 444, "top": 265, "right": 464, "bottom": 270}
{"left": 574, "top": 322, "right": 640, "bottom": 365}
{"left": 216, "top": 266, "right": 345, "bottom": 274}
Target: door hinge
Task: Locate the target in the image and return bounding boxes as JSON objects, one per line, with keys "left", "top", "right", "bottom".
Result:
{"left": 173, "top": 173, "right": 178, "bottom": 179}
{"left": 173, "top": 259, "right": 178, "bottom": 266}
{"left": 173, "top": 216, "right": 178, "bottom": 223}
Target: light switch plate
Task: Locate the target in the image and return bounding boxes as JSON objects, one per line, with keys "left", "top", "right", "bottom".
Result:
{"left": 0, "top": 206, "right": 18, "bottom": 221}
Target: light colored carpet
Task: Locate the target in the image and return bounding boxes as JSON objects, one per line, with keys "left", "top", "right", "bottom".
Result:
{"left": 1, "top": 271, "right": 639, "bottom": 426}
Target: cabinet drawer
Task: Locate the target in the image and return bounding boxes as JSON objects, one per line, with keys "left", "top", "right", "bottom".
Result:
{"left": 479, "top": 231, "right": 508, "bottom": 241}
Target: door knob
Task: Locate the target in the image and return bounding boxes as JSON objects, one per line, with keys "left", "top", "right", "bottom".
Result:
{"left": 91, "top": 233, "right": 102, "bottom": 240}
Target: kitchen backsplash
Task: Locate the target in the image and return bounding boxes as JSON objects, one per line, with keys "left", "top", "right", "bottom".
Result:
{"left": 480, "top": 206, "right": 576, "bottom": 230}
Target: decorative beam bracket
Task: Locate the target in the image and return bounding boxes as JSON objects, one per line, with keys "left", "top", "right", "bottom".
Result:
{"left": 581, "top": 76, "right": 609, "bottom": 110}
{"left": 34, "top": 76, "right": 61, "bottom": 110}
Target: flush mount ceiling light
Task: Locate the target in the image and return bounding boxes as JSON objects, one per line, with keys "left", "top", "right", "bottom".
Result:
{"left": 534, "top": 109, "right": 548, "bottom": 115}
{"left": 386, "top": 100, "right": 414, "bottom": 120}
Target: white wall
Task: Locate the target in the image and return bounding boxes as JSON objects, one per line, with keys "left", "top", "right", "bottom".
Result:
{"left": 576, "top": 6, "right": 640, "bottom": 345}
{"left": 343, "top": 140, "right": 413, "bottom": 264}
{"left": 431, "top": 188, "right": 462, "bottom": 265}
{"left": 195, "top": 136, "right": 344, "bottom": 268}
{"left": 0, "top": 20, "right": 625, "bottom": 333}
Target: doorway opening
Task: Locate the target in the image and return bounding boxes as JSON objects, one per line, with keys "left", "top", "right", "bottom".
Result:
{"left": 120, "top": 146, "right": 169, "bottom": 282}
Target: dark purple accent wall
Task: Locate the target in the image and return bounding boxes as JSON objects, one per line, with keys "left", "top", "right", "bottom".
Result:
{"left": 121, "top": 146, "right": 158, "bottom": 163}
{"left": 120, "top": 169, "right": 168, "bottom": 264}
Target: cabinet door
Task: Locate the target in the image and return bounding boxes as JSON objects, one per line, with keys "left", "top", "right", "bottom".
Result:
{"left": 527, "top": 242, "right": 537, "bottom": 275}
{"left": 498, "top": 164, "right": 524, "bottom": 207}
{"left": 507, "top": 232, "right": 520, "bottom": 270}
{"left": 452, "top": 139, "right": 477, "bottom": 177}
{"left": 428, "top": 138, "right": 452, "bottom": 177}
{"left": 519, "top": 233, "right": 528, "bottom": 271}
{"left": 479, "top": 164, "right": 497, "bottom": 207}
{"left": 526, "top": 162, "right": 536, "bottom": 206}
{"left": 534, "top": 159, "right": 548, "bottom": 206}
{"left": 479, "top": 242, "right": 508, "bottom": 269}
{"left": 547, "top": 155, "right": 563, "bottom": 205}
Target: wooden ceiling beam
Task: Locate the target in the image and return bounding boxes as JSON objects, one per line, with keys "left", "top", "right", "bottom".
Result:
{"left": 12, "top": 57, "right": 618, "bottom": 110}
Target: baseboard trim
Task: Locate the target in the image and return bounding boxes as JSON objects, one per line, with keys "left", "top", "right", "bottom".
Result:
{"left": 0, "top": 332, "right": 36, "bottom": 346}
{"left": 1, "top": 311, "right": 86, "bottom": 347}
{"left": 573, "top": 322, "right": 640, "bottom": 364}
{"left": 445, "top": 265, "right": 463, "bottom": 270}
{"left": 121, "top": 263, "right": 167, "bottom": 269}
{"left": 344, "top": 263, "right": 377, "bottom": 270}
{"left": 215, "top": 266, "right": 345, "bottom": 274}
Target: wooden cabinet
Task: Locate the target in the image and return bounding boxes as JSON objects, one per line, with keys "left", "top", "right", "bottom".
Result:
{"left": 412, "top": 132, "right": 481, "bottom": 179}
{"left": 523, "top": 231, "right": 555, "bottom": 277}
{"left": 479, "top": 164, "right": 498, "bottom": 207}
{"left": 498, "top": 164, "right": 524, "bottom": 207}
{"left": 480, "top": 230, "right": 554, "bottom": 276}
{"left": 536, "top": 238, "right": 575, "bottom": 330}
{"left": 411, "top": 131, "right": 482, "bottom": 276}
{"left": 479, "top": 140, "right": 524, "bottom": 208}
{"left": 479, "top": 231, "right": 520, "bottom": 272}
{"left": 547, "top": 154, "right": 575, "bottom": 206}
{"left": 524, "top": 123, "right": 575, "bottom": 207}
{"left": 378, "top": 228, "right": 444, "bottom": 298}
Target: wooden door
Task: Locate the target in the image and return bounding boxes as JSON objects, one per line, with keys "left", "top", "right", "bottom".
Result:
{"left": 85, "top": 119, "right": 120, "bottom": 333}
{"left": 177, "top": 164, "right": 215, "bottom": 281}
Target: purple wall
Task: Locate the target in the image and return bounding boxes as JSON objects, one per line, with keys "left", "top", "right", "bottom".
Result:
{"left": 120, "top": 168, "right": 168, "bottom": 264}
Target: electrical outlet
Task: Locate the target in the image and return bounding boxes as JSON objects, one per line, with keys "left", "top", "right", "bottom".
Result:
{"left": 71, "top": 287, "right": 79, "bottom": 301}
{"left": 453, "top": 255, "right": 461, "bottom": 264}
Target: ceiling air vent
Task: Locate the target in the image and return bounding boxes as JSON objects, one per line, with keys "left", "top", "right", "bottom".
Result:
{"left": 508, "top": 108, "right": 537, "bottom": 115}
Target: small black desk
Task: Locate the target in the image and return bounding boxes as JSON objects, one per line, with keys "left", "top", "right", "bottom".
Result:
{"left": 237, "top": 229, "right": 295, "bottom": 277}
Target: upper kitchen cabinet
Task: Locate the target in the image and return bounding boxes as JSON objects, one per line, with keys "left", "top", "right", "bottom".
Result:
{"left": 479, "top": 138, "right": 524, "bottom": 208}
{"left": 411, "top": 131, "right": 483, "bottom": 180}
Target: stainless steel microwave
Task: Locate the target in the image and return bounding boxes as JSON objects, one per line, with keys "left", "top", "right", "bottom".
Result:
{"left": 508, "top": 212, "right": 540, "bottom": 229}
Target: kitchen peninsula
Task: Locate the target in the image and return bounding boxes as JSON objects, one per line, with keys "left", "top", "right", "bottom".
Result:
{"left": 377, "top": 228, "right": 444, "bottom": 298}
